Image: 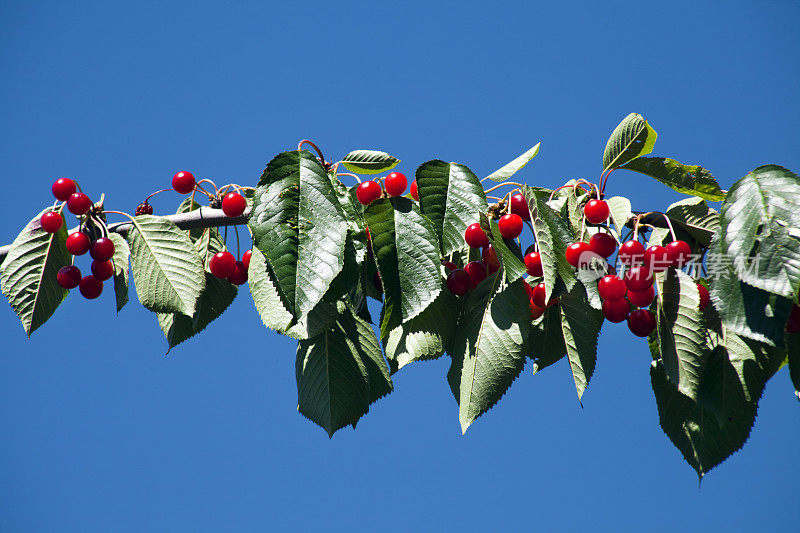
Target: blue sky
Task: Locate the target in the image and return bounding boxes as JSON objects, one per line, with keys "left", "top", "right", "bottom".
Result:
{"left": 1, "top": 1, "right": 798, "bottom": 531}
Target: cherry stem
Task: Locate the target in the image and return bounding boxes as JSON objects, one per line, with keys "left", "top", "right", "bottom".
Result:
{"left": 298, "top": 139, "right": 326, "bottom": 164}
{"left": 572, "top": 179, "right": 597, "bottom": 197}
{"left": 659, "top": 213, "right": 677, "bottom": 241}
{"left": 219, "top": 183, "right": 248, "bottom": 196}
{"left": 548, "top": 184, "right": 586, "bottom": 204}
{"left": 144, "top": 188, "right": 174, "bottom": 203}
{"left": 336, "top": 172, "right": 362, "bottom": 184}
{"left": 102, "top": 210, "right": 136, "bottom": 223}
{"left": 195, "top": 179, "right": 218, "bottom": 196}
{"left": 486, "top": 195, "right": 505, "bottom": 202}
{"left": 234, "top": 224, "right": 241, "bottom": 258}
{"left": 600, "top": 168, "right": 618, "bottom": 195}
{"left": 484, "top": 181, "right": 525, "bottom": 194}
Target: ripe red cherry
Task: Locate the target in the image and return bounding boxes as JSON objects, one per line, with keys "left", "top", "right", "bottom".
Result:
{"left": 209, "top": 251, "right": 236, "bottom": 279}
{"left": 221, "top": 192, "right": 247, "bottom": 217}
{"left": 625, "top": 265, "right": 654, "bottom": 292}
{"left": 644, "top": 245, "right": 671, "bottom": 272}
{"left": 67, "top": 192, "right": 92, "bottom": 215}
{"left": 40, "top": 211, "right": 63, "bottom": 233}
{"left": 91, "top": 260, "right": 115, "bottom": 282}
{"left": 442, "top": 260, "right": 457, "bottom": 272}
{"left": 584, "top": 199, "right": 610, "bottom": 224}
{"left": 384, "top": 172, "right": 407, "bottom": 197}
{"left": 531, "top": 283, "right": 557, "bottom": 308}
{"left": 465, "top": 261, "right": 488, "bottom": 289}
{"left": 172, "top": 171, "right": 196, "bottom": 194}
{"left": 524, "top": 251, "right": 543, "bottom": 277}
{"left": 356, "top": 181, "right": 382, "bottom": 205}
{"left": 627, "top": 285, "right": 655, "bottom": 308}
{"left": 498, "top": 213, "right": 523, "bottom": 240}
{"left": 598, "top": 275, "right": 627, "bottom": 301}
{"left": 697, "top": 283, "right": 710, "bottom": 310}
{"left": 66, "top": 232, "right": 91, "bottom": 255}
{"left": 464, "top": 223, "right": 489, "bottom": 248}
{"left": 603, "top": 298, "right": 630, "bottom": 323}
{"left": 510, "top": 193, "right": 530, "bottom": 221}
{"left": 618, "top": 240, "right": 645, "bottom": 265}
{"left": 410, "top": 179, "right": 419, "bottom": 201}
{"left": 667, "top": 240, "right": 692, "bottom": 268}
{"left": 565, "top": 242, "right": 591, "bottom": 268}
{"left": 529, "top": 301, "right": 545, "bottom": 320}
{"left": 52, "top": 178, "right": 76, "bottom": 201}
{"left": 79, "top": 275, "right": 103, "bottom": 299}
{"left": 589, "top": 232, "right": 616, "bottom": 258}
{"left": 56, "top": 265, "right": 81, "bottom": 289}
{"left": 482, "top": 245, "right": 501, "bottom": 274}
{"left": 628, "top": 309, "right": 656, "bottom": 337}
{"left": 90, "top": 237, "right": 115, "bottom": 261}
{"left": 241, "top": 249, "right": 252, "bottom": 270}
{"left": 228, "top": 261, "right": 249, "bottom": 285}
{"left": 446, "top": 269, "right": 470, "bottom": 295}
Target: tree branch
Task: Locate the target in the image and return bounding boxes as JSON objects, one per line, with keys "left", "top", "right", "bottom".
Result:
{"left": 0, "top": 207, "right": 251, "bottom": 264}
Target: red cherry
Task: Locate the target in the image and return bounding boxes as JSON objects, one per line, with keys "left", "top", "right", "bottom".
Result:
{"left": 598, "top": 275, "right": 627, "bottom": 301}
{"left": 172, "top": 171, "right": 196, "bottom": 194}
{"left": 356, "top": 181, "right": 382, "bottom": 205}
{"left": 51, "top": 178, "right": 76, "bottom": 201}
{"left": 228, "top": 261, "right": 249, "bottom": 285}
{"left": 209, "top": 251, "right": 236, "bottom": 279}
{"left": 91, "top": 260, "right": 115, "bottom": 282}
{"left": 464, "top": 223, "right": 489, "bottom": 248}
{"left": 67, "top": 192, "right": 92, "bottom": 215}
{"left": 510, "top": 193, "right": 531, "bottom": 221}
{"left": 66, "top": 232, "right": 91, "bottom": 256}
{"left": 524, "top": 251, "right": 543, "bottom": 277}
{"left": 697, "top": 283, "right": 710, "bottom": 310}
{"left": 531, "top": 283, "right": 558, "bottom": 308}
{"left": 135, "top": 202, "right": 154, "bottom": 215}
{"left": 40, "top": 211, "right": 63, "bottom": 233}
{"left": 410, "top": 179, "right": 419, "bottom": 201}
{"left": 786, "top": 305, "right": 800, "bottom": 334}
{"left": 603, "top": 298, "right": 630, "bottom": 323}
{"left": 56, "top": 265, "right": 81, "bottom": 289}
{"left": 442, "top": 260, "right": 457, "bottom": 272}
{"left": 666, "top": 240, "right": 692, "bottom": 268}
{"left": 498, "top": 213, "right": 523, "bottom": 240}
{"left": 242, "top": 249, "right": 252, "bottom": 270}
{"left": 589, "top": 232, "right": 616, "bottom": 258}
{"left": 465, "top": 261, "right": 488, "bottom": 289}
{"left": 625, "top": 265, "right": 654, "bottom": 292}
{"left": 644, "top": 245, "right": 671, "bottom": 272}
{"left": 529, "top": 300, "right": 545, "bottom": 320}
{"left": 628, "top": 309, "right": 656, "bottom": 337}
{"left": 384, "top": 172, "right": 407, "bottom": 197}
{"left": 79, "top": 275, "right": 103, "bottom": 299}
{"left": 90, "top": 237, "right": 115, "bottom": 261}
{"left": 618, "top": 240, "right": 645, "bottom": 265}
{"left": 482, "top": 245, "right": 501, "bottom": 274}
{"left": 221, "top": 192, "right": 247, "bottom": 217}
{"left": 446, "top": 269, "right": 470, "bottom": 295}
{"left": 584, "top": 199, "right": 610, "bottom": 224}
{"left": 627, "top": 286, "right": 655, "bottom": 308}
{"left": 565, "top": 242, "right": 591, "bottom": 268}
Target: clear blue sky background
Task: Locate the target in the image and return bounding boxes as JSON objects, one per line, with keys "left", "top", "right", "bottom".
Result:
{"left": 1, "top": 1, "right": 798, "bottom": 531}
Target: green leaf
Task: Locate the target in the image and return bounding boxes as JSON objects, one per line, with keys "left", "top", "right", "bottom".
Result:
{"left": 714, "top": 165, "right": 800, "bottom": 298}
{"left": 249, "top": 150, "right": 348, "bottom": 322}
{"left": 621, "top": 157, "right": 725, "bottom": 201}
{"left": 447, "top": 276, "right": 531, "bottom": 433}
{"left": 787, "top": 334, "right": 800, "bottom": 401}
{"left": 364, "top": 197, "right": 442, "bottom": 336}
{"left": 383, "top": 288, "right": 459, "bottom": 372}
{"left": 479, "top": 214, "right": 526, "bottom": 283}
{"left": 416, "top": 160, "right": 488, "bottom": 256}
{"left": 560, "top": 282, "right": 603, "bottom": 400}
{"left": 654, "top": 269, "right": 709, "bottom": 401}
{"left": 340, "top": 149, "right": 400, "bottom": 175}
{"left": 602, "top": 113, "right": 657, "bottom": 172}
{"left": 295, "top": 300, "right": 391, "bottom": 437}
{"left": 606, "top": 196, "right": 633, "bottom": 237}
{"left": 524, "top": 186, "right": 576, "bottom": 301}
{"left": 724, "top": 332, "right": 786, "bottom": 404}
{"left": 484, "top": 143, "right": 540, "bottom": 183}
{"left": 529, "top": 305, "right": 567, "bottom": 374}
{"left": 664, "top": 197, "right": 719, "bottom": 248}
{"left": 157, "top": 273, "right": 237, "bottom": 351}
{"left": 126, "top": 215, "right": 206, "bottom": 316}
{"left": 0, "top": 206, "right": 71, "bottom": 336}
{"left": 709, "top": 258, "right": 793, "bottom": 346}
{"left": 107, "top": 233, "right": 130, "bottom": 313}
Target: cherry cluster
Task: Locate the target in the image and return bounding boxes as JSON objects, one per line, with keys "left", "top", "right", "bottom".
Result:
{"left": 355, "top": 171, "right": 414, "bottom": 205}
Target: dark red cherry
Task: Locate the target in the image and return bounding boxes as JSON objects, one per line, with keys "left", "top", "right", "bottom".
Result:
{"left": 644, "top": 245, "right": 671, "bottom": 273}
{"left": 531, "top": 283, "right": 557, "bottom": 308}
{"left": 442, "top": 260, "right": 457, "bottom": 272}
{"left": 624, "top": 265, "right": 654, "bottom": 292}
{"left": 79, "top": 275, "right": 103, "bottom": 299}
{"left": 446, "top": 269, "right": 470, "bottom": 295}
{"left": 603, "top": 298, "right": 630, "bottom": 323}
{"left": 90, "top": 237, "right": 115, "bottom": 262}
{"left": 52, "top": 178, "right": 76, "bottom": 201}
{"left": 627, "top": 309, "right": 656, "bottom": 337}
{"left": 524, "top": 251, "right": 543, "bottom": 277}
{"left": 242, "top": 250, "right": 252, "bottom": 270}
{"left": 66, "top": 232, "right": 91, "bottom": 256}
{"left": 667, "top": 240, "right": 692, "bottom": 268}
{"left": 482, "top": 245, "right": 501, "bottom": 274}
{"left": 464, "top": 261, "right": 488, "bottom": 289}
{"left": 209, "top": 251, "right": 236, "bottom": 279}
{"left": 90, "top": 260, "right": 114, "bottom": 282}
{"left": 228, "top": 261, "right": 249, "bottom": 285}
{"left": 40, "top": 211, "right": 63, "bottom": 233}
{"left": 627, "top": 286, "right": 655, "bottom": 308}
{"left": 589, "top": 232, "right": 616, "bottom": 258}
{"left": 697, "top": 283, "right": 711, "bottom": 310}
{"left": 56, "top": 265, "right": 81, "bottom": 289}
{"left": 67, "top": 192, "right": 92, "bottom": 215}
{"left": 598, "top": 275, "right": 627, "bottom": 301}
{"left": 509, "top": 193, "right": 531, "bottom": 221}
